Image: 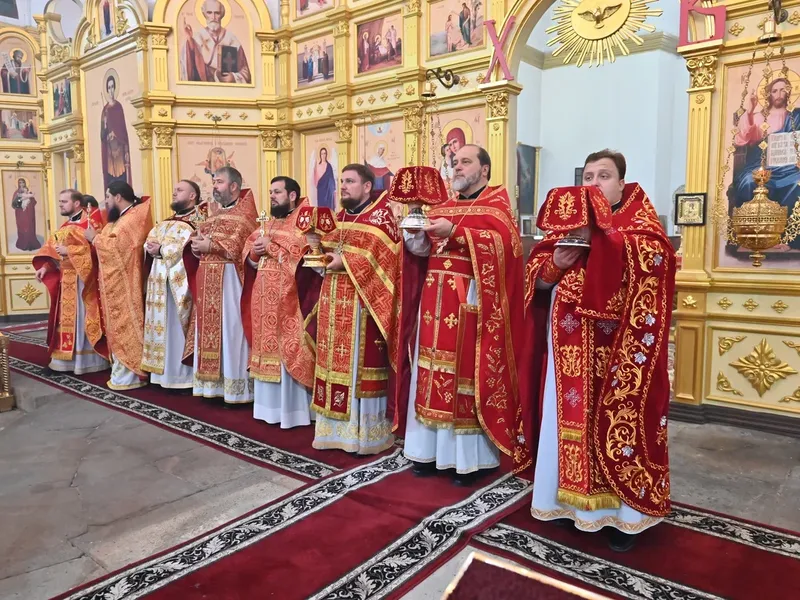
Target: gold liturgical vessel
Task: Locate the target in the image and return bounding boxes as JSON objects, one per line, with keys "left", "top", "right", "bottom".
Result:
{"left": 714, "top": 1, "right": 800, "bottom": 267}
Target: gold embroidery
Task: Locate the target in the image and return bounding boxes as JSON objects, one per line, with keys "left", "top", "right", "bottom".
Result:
{"left": 595, "top": 346, "right": 611, "bottom": 379}
{"left": 629, "top": 277, "right": 659, "bottom": 329}
{"left": 559, "top": 345, "right": 582, "bottom": 377}
{"left": 564, "top": 445, "right": 583, "bottom": 482}
{"left": 555, "top": 191, "right": 577, "bottom": 221}
{"left": 444, "top": 313, "right": 458, "bottom": 329}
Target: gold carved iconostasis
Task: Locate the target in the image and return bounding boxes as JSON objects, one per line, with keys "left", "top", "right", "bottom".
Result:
{"left": 673, "top": 2, "right": 800, "bottom": 424}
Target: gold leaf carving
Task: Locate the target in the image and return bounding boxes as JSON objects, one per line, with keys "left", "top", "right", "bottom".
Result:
{"left": 718, "top": 297, "right": 733, "bottom": 310}
{"left": 729, "top": 339, "right": 798, "bottom": 397}
{"left": 306, "top": 107, "right": 313, "bottom": 116}
{"left": 783, "top": 341, "right": 800, "bottom": 357}
{"left": 327, "top": 103, "right": 335, "bottom": 112}
{"left": 16, "top": 283, "right": 42, "bottom": 306}
{"left": 336, "top": 100, "right": 345, "bottom": 110}
{"left": 742, "top": 298, "right": 759, "bottom": 312}
{"left": 239, "top": 112, "right": 248, "bottom": 120}
{"left": 486, "top": 91, "right": 509, "bottom": 118}
{"left": 157, "top": 108, "right": 168, "bottom": 117}
{"left": 368, "top": 94, "right": 376, "bottom": 104}
{"left": 728, "top": 23, "right": 744, "bottom": 36}
{"left": 682, "top": 295, "right": 697, "bottom": 309}
{"left": 686, "top": 55, "right": 717, "bottom": 89}
{"left": 152, "top": 34, "right": 167, "bottom": 46}
{"left": 771, "top": 300, "right": 789, "bottom": 314}
{"left": 405, "top": 84, "right": 415, "bottom": 96}
{"left": 380, "top": 92, "right": 388, "bottom": 102}
{"left": 296, "top": 109, "right": 303, "bottom": 118}
{"left": 335, "top": 119, "right": 353, "bottom": 141}
{"left": 115, "top": 7, "right": 128, "bottom": 36}
{"left": 393, "top": 89, "right": 402, "bottom": 100}
{"left": 135, "top": 127, "right": 152, "bottom": 150}
{"left": 153, "top": 126, "right": 174, "bottom": 148}
{"left": 316, "top": 105, "right": 323, "bottom": 114}
{"left": 780, "top": 387, "right": 800, "bottom": 403}
{"left": 356, "top": 97, "right": 364, "bottom": 106}
{"left": 187, "top": 110, "right": 196, "bottom": 118}
{"left": 718, "top": 335, "right": 746, "bottom": 356}
{"left": 789, "top": 11, "right": 800, "bottom": 26}
{"left": 222, "top": 111, "right": 230, "bottom": 120}
{"left": 716, "top": 372, "right": 743, "bottom": 396}
{"left": 261, "top": 129, "right": 278, "bottom": 149}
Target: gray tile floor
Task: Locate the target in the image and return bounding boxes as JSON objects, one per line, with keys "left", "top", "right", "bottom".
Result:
{"left": 0, "top": 370, "right": 798, "bottom": 600}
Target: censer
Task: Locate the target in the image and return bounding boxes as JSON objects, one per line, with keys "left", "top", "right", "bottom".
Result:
{"left": 713, "top": 1, "right": 800, "bottom": 267}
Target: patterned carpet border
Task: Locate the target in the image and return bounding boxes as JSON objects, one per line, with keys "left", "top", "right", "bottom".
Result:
{"left": 670, "top": 505, "right": 800, "bottom": 559}
{"left": 475, "top": 524, "right": 723, "bottom": 600}
{"left": 308, "top": 474, "right": 532, "bottom": 600}
{"left": 9, "top": 356, "right": 336, "bottom": 480}
{"left": 62, "top": 450, "right": 411, "bottom": 600}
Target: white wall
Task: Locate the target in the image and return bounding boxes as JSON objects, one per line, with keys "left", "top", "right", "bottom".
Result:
{"left": 0, "top": 0, "right": 48, "bottom": 27}
{"left": 516, "top": 50, "right": 688, "bottom": 234}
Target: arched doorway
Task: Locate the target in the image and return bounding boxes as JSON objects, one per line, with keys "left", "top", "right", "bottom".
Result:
{"left": 496, "top": 0, "right": 688, "bottom": 236}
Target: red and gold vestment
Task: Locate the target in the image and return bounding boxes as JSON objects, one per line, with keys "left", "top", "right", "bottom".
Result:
{"left": 241, "top": 198, "right": 316, "bottom": 387}
{"left": 33, "top": 210, "right": 108, "bottom": 361}
{"left": 183, "top": 190, "right": 258, "bottom": 380}
{"left": 520, "top": 183, "right": 676, "bottom": 517}
{"left": 94, "top": 200, "right": 153, "bottom": 377}
{"left": 412, "top": 186, "right": 530, "bottom": 469}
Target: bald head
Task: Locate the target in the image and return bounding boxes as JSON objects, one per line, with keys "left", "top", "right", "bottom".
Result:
{"left": 452, "top": 144, "right": 491, "bottom": 195}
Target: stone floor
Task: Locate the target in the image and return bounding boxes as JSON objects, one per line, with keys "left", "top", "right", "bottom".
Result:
{"left": 0, "top": 370, "right": 798, "bottom": 600}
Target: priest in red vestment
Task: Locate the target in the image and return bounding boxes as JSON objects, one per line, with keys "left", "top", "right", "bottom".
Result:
{"left": 33, "top": 189, "right": 109, "bottom": 375}
{"left": 520, "top": 150, "right": 676, "bottom": 552}
{"left": 302, "top": 164, "right": 421, "bottom": 455}
{"left": 402, "top": 145, "right": 530, "bottom": 485}
{"left": 184, "top": 166, "right": 257, "bottom": 403}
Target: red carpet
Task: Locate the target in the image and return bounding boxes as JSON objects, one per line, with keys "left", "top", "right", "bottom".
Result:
{"left": 445, "top": 553, "right": 613, "bottom": 599}
{"left": 472, "top": 504, "right": 800, "bottom": 600}
{"left": 9, "top": 326, "right": 800, "bottom": 600}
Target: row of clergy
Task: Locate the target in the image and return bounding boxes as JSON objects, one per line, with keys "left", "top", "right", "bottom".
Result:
{"left": 33, "top": 144, "right": 676, "bottom": 553}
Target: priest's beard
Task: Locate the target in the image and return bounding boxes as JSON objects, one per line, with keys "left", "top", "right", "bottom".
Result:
{"left": 107, "top": 205, "right": 121, "bottom": 222}
{"left": 341, "top": 195, "right": 366, "bottom": 211}
{"left": 271, "top": 202, "right": 291, "bottom": 219}
{"left": 171, "top": 200, "right": 194, "bottom": 213}
{"left": 452, "top": 171, "right": 480, "bottom": 193}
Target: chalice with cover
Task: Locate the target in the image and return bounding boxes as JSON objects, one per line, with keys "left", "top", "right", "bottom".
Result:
{"left": 538, "top": 185, "right": 613, "bottom": 246}
{"left": 296, "top": 205, "right": 337, "bottom": 268}
{"left": 389, "top": 166, "right": 449, "bottom": 231}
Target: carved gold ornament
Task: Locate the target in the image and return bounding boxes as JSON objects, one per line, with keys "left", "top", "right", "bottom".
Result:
{"left": 682, "top": 295, "right": 697, "bottom": 309}
{"left": 718, "top": 297, "right": 733, "bottom": 310}
{"left": 771, "top": 300, "right": 789, "bottom": 314}
{"left": 784, "top": 341, "right": 800, "bottom": 357}
{"left": 743, "top": 298, "right": 759, "bottom": 312}
{"left": 718, "top": 335, "right": 746, "bottom": 356}
{"left": 729, "top": 339, "right": 797, "bottom": 397}
{"left": 780, "top": 387, "right": 800, "bottom": 403}
{"left": 546, "top": 0, "right": 661, "bottom": 67}
{"left": 716, "top": 372, "right": 743, "bottom": 396}
{"left": 728, "top": 22, "right": 745, "bottom": 37}
{"left": 789, "top": 11, "right": 800, "bottom": 26}
{"left": 16, "top": 283, "right": 42, "bottom": 306}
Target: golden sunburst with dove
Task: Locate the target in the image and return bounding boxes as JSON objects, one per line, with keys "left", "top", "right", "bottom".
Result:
{"left": 546, "top": 0, "right": 662, "bottom": 67}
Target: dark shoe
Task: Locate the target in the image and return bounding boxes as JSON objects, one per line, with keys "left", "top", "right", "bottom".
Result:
{"left": 608, "top": 529, "right": 638, "bottom": 552}
{"left": 411, "top": 461, "right": 437, "bottom": 477}
{"left": 552, "top": 518, "right": 575, "bottom": 530}
{"left": 452, "top": 471, "right": 478, "bottom": 486}
{"left": 40, "top": 366, "right": 56, "bottom": 377}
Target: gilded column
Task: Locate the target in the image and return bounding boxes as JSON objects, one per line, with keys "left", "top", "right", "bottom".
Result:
{"left": 135, "top": 125, "right": 154, "bottom": 204}
{"left": 672, "top": 41, "right": 721, "bottom": 407}
{"left": 401, "top": 102, "right": 424, "bottom": 167}
{"left": 72, "top": 143, "right": 87, "bottom": 193}
{"left": 480, "top": 81, "right": 521, "bottom": 196}
{"left": 274, "top": 38, "right": 291, "bottom": 98}
{"left": 258, "top": 35, "right": 277, "bottom": 97}
{"left": 261, "top": 129, "right": 279, "bottom": 213}
{"left": 335, "top": 118, "right": 354, "bottom": 167}
{"left": 277, "top": 129, "right": 293, "bottom": 180}
{"left": 153, "top": 125, "right": 175, "bottom": 222}
{"left": 331, "top": 17, "right": 350, "bottom": 84}
{"left": 148, "top": 28, "right": 171, "bottom": 91}
{"left": 402, "top": 0, "right": 422, "bottom": 68}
